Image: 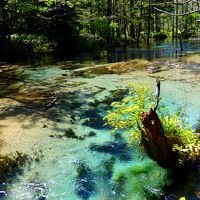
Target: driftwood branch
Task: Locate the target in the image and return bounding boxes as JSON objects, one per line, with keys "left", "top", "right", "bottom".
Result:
{"left": 174, "top": 0, "right": 192, "bottom": 5}
{"left": 154, "top": 79, "right": 160, "bottom": 112}
{"left": 154, "top": 7, "right": 200, "bottom": 16}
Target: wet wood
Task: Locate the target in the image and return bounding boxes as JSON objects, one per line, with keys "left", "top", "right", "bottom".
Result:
{"left": 141, "top": 80, "right": 178, "bottom": 168}
{"left": 142, "top": 108, "right": 177, "bottom": 168}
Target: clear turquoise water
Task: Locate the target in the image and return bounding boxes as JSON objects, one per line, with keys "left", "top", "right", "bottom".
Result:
{"left": 0, "top": 56, "right": 200, "bottom": 200}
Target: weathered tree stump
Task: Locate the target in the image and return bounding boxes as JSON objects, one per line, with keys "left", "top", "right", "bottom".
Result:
{"left": 141, "top": 108, "right": 177, "bottom": 168}
{"left": 140, "top": 80, "right": 178, "bottom": 168}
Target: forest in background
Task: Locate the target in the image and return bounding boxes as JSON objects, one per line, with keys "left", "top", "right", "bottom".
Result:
{"left": 0, "top": 0, "right": 200, "bottom": 62}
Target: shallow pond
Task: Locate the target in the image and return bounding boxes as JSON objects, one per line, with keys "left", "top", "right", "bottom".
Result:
{"left": 0, "top": 53, "right": 200, "bottom": 200}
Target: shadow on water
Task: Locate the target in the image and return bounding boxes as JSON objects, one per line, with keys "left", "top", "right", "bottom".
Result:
{"left": 75, "top": 132, "right": 135, "bottom": 199}
{"left": 163, "top": 171, "right": 200, "bottom": 200}
{"left": 81, "top": 89, "right": 129, "bottom": 129}
{"left": 89, "top": 142, "right": 132, "bottom": 162}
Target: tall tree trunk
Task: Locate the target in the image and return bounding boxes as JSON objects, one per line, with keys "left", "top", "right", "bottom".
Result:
{"left": 172, "top": 1, "right": 175, "bottom": 40}
{"left": 129, "top": 0, "right": 135, "bottom": 39}
{"left": 122, "top": 0, "right": 127, "bottom": 50}
{"left": 147, "top": 0, "right": 151, "bottom": 48}
{"left": 0, "top": 1, "right": 10, "bottom": 61}
{"left": 136, "top": 0, "right": 143, "bottom": 44}
{"left": 184, "top": 0, "right": 189, "bottom": 34}
{"left": 175, "top": 0, "right": 179, "bottom": 38}
{"left": 136, "top": 23, "right": 141, "bottom": 44}
{"left": 114, "top": 0, "right": 121, "bottom": 38}
{"left": 155, "top": 11, "right": 161, "bottom": 32}
{"left": 107, "top": 0, "right": 112, "bottom": 61}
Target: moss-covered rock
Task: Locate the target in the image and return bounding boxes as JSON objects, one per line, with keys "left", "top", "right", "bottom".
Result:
{"left": 73, "top": 59, "right": 158, "bottom": 76}
{"left": 49, "top": 128, "right": 85, "bottom": 140}
{"left": 0, "top": 151, "right": 30, "bottom": 182}
{"left": 104, "top": 59, "right": 153, "bottom": 73}
{"left": 87, "top": 131, "right": 96, "bottom": 137}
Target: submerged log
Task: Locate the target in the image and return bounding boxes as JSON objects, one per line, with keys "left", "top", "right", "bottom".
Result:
{"left": 142, "top": 108, "right": 177, "bottom": 168}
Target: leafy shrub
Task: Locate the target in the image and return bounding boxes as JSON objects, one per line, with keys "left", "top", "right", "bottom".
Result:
{"left": 104, "top": 83, "right": 200, "bottom": 165}
{"left": 11, "top": 34, "right": 54, "bottom": 53}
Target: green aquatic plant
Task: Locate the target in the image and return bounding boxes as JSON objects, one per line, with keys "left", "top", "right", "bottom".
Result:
{"left": 104, "top": 83, "right": 154, "bottom": 142}
{"left": 112, "top": 158, "right": 169, "bottom": 200}
{"left": 0, "top": 151, "right": 30, "bottom": 182}
{"left": 104, "top": 83, "right": 200, "bottom": 167}
{"left": 160, "top": 113, "right": 200, "bottom": 165}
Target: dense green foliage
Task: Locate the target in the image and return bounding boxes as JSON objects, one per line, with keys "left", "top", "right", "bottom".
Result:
{"left": 153, "top": 32, "right": 168, "bottom": 40}
{"left": 105, "top": 83, "right": 200, "bottom": 165}
{"left": 112, "top": 157, "right": 168, "bottom": 200}
{"left": 0, "top": 0, "right": 200, "bottom": 60}
{"left": 104, "top": 84, "right": 154, "bottom": 141}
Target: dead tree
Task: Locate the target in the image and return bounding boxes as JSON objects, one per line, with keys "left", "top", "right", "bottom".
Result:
{"left": 141, "top": 80, "right": 178, "bottom": 168}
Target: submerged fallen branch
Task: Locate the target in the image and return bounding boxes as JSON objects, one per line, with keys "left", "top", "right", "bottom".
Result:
{"left": 154, "top": 79, "right": 160, "bottom": 112}
{"left": 45, "top": 96, "right": 59, "bottom": 109}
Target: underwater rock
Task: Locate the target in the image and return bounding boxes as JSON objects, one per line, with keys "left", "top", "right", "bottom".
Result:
{"left": 76, "top": 162, "right": 95, "bottom": 200}
{"left": 49, "top": 134, "right": 62, "bottom": 139}
{"left": 82, "top": 117, "right": 105, "bottom": 130}
{"left": 87, "top": 131, "right": 96, "bottom": 137}
{"left": 64, "top": 128, "right": 77, "bottom": 138}
{"left": 89, "top": 142, "right": 132, "bottom": 161}
{"left": 64, "top": 128, "right": 85, "bottom": 140}
{"left": 73, "top": 59, "right": 155, "bottom": 76}
{"left": 0, "top": 152, "right": 30, "bottom": 198}
{"left": 104, "top": 59, "right": 153, "bottom": 74}
{"left": 49, "top": 128, "right": 85, "bottom": 140}
{"left": 0, "top": 151, "right": 30, "bottom": 183}
{"left": 72, "top": 70, "right": 95, "bottom": 78}
{"left": 42, "top": 124, "right": 48, "bottom": 128}
{"left": 71, "top": 114, "right": 76, "bottom": 121}
{"left": 37, "top": 197, "right": 46, "bottom": 200}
